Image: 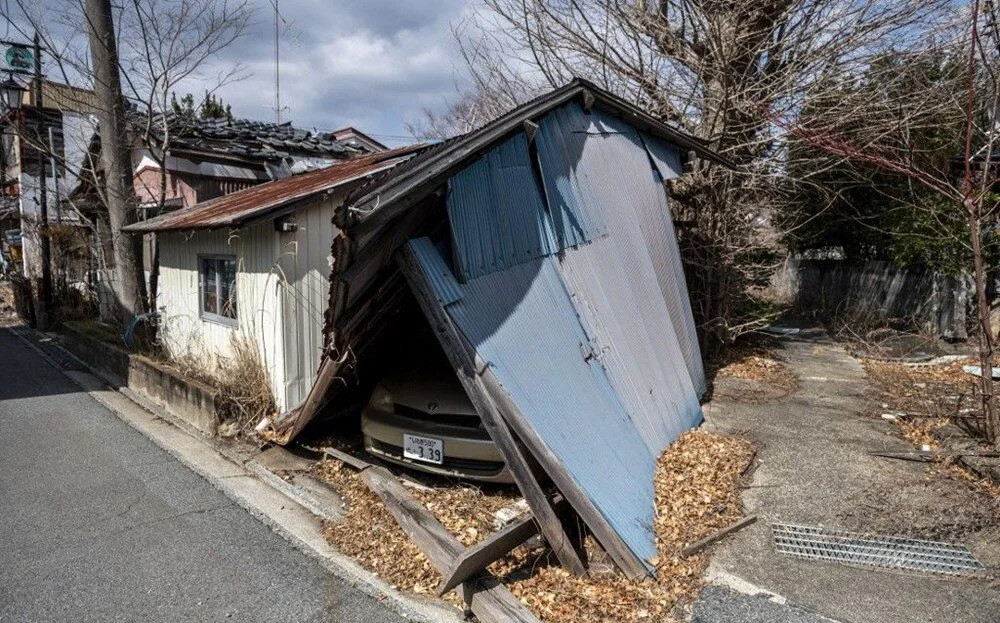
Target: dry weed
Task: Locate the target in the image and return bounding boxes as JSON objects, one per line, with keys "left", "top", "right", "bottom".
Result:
{"left": 862, "top": 359, "right": 984, "bottom": 446}
{"left": 214, "top": 334, "right": 276, "bottom": 434}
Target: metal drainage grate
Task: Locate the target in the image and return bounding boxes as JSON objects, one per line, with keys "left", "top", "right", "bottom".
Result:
{"left": 771, "top": 523, "right": 985, "bottom": 576}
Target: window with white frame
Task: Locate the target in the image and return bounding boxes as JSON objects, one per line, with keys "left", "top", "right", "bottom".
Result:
{"left": 199, "top": 255, "right": 237, "bottom": 324}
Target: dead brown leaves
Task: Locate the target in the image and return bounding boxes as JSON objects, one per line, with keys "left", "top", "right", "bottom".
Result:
{"left": 502, "top": 431, "right": 755, "bottom": 623}
{"left": 862, "top": 359, "right": 979, "bottom": 448}
{"left": 410, "top": 484, "right": 521, "bottom": 548}
{"left": 314, "top": 430, "right": 755, "bottom": 622}
{"left": 713, "top": 346, "right": 798, "bottom": 402}
{"left": 653, "top": 431, "right": 755, "bottom": 556}
{"left": 314, "top": 459, "right": 450, "bottom": 599}
{"left": 716, "top": 354, "right": 791, "bottom": 384}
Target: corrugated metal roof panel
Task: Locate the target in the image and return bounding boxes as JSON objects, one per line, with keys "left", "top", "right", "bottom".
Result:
{"left": 534, "top": 102, "right": 608, "bottom": 248}
{"left": 409, "top": 237, "right": 463, "bottom": 306}
{"left": 124, "top": 145, "right": 426, "bottom": 233}
{"left": 640, "top": 132, "right": 685, "bottom": 180}
{"left": 409, "top": 240, "right": 658, "bottom": 569}
{"left": 447, "top": 133, "right": 558, "bottom": 280}
{"left": 551, "top": 118, "right": 702, "bottom": 452}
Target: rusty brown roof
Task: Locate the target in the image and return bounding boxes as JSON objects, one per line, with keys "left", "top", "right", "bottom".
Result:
{"left": 124, "top": 144, "right": 426, "bottom": 233}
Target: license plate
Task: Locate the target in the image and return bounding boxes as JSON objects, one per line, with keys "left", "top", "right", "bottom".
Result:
{"left": 402, "top": 433, "right": 443, "bottom": 464}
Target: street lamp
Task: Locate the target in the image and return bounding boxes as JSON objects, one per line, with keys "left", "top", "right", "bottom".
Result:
{"left": 0, "top": 76, "right": 23, "bottom": 111}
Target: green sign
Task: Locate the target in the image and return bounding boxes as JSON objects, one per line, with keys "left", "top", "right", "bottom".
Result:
{"left": 3, "top": 45, "right": 34, "bottom": 73}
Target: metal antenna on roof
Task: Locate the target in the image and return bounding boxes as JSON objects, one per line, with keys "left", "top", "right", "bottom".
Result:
{"left": 273, "top": 0, "right": 280, "bottom": 125}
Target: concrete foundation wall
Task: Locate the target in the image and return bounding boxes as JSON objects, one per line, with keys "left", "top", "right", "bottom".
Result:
{"left": 60, "top": 325, "right": 219, "bottom": 435}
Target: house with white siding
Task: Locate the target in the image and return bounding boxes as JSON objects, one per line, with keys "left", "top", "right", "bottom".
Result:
{"left": 123, "top": 146, "right": 424, "bottom": 412}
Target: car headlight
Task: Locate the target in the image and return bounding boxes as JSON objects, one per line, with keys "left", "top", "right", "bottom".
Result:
{"left": 369, "top": 384, "right": 394, "bottom": 412}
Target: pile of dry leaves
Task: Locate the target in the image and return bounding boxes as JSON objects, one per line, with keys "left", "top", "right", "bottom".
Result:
{"left": 713, "top": 349, "right": 798, "bottom": 403}
{"left": 314, "top": 430, "right": 755, "bottom": 622}
{"left": 498, "top": 431, "right": 755, "bottom": 623}
{"left": 315, "top": 459, "right": 445, "bottom": 597}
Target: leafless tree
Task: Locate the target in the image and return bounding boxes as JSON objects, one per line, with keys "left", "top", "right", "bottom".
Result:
{"left": 448, "top": 0, "right": 953, "bottom": 353}
{"left": 770, "top": 1, "right": 1000, "bottom": 446}
{"left": 5, "top": 0, "right": 251, "bottom": 322}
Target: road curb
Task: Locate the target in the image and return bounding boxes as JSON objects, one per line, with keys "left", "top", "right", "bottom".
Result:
{"left": 8, "top": 326, "right": 461, "bottom": 623}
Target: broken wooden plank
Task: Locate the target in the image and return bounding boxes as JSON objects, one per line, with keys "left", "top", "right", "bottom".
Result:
{"left": 397, "top": 246, "right": 588, "bottom": 577}
{"left": 321, "top": 446, "right": 373, "bottom": 471}
{"left": 437, "top": 495, "right": 567, "bottom": 597}
{"left": 479, "top": 364, "right": 652, "bottom": 580}
{"left": 360, "top": 465, "right": 540, "bottom": 623}
{"left": 679, "top": 515, "right": 757, "bottom": 558}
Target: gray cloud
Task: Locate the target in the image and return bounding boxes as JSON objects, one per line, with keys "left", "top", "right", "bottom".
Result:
{"left": 183, "top": 0, "right": 476, "bottom": 145}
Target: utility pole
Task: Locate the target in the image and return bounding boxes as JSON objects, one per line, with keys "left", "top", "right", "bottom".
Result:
{"left": 85, "top": 0, "right": 148, "bottom": 321}
{"left": 34, "top": 31, "right": 51, "bottom": 331}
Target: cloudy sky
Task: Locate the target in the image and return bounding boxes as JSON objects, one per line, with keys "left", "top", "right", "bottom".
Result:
{"left": 200, "top": 0, "right": 479, "bottom": 145}
{"left": 3, "top": 0, "right": 481, "bottom": 146}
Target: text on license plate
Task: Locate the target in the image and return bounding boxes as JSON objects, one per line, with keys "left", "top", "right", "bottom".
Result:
{"left": 402, "top": 433, "right": 443, "bottom": 464}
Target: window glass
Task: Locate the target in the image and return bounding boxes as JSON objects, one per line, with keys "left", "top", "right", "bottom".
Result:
{"left": 203, "top": 261, "right": 218, "bottom": 315}
{"left": 219, "top": 259, "right": 237, "bottom": 319}
{"left": 200, "top": 256, "right": 237, "bottom": 322}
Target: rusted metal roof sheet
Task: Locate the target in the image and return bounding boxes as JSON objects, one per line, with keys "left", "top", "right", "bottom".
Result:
{"left": 124, "top": 145, "right": 426, "bottom": 233}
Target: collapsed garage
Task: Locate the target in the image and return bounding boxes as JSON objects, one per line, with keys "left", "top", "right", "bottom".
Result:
{"left": 255, "top": 78, "right": 731, "bottom": 580}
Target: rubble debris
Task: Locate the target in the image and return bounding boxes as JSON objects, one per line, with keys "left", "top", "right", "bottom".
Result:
{"left": 871, "top": 450, "right": 1000, "bottom": 462}
{"left": 438, "top": 497, "right": 566, "bottom": 596}
{"left": 314, "top": 430, "right": 755, "bottom": 623}
{"left": 678, "top": 515, "right": 757, "bottom": 558}
{"left": 963, "top": 365, "right": 1000, "bottom": 379}
{"left": 494, "top": 500, "right": 531, "bottom": 530}
{"left": 360, "top": 464, "right": 540, "bottom": 623}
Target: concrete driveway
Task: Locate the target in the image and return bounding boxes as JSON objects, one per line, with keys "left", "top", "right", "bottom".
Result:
{"left": 700, "top": 328, "right": 1000, "bottom": 623}
{"left": 0, "top": 327, "right": 408, "bottom": 623}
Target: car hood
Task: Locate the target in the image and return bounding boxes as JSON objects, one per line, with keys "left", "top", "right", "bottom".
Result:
{"left": 381, "top": 364, "right": 478, "bottom": 417}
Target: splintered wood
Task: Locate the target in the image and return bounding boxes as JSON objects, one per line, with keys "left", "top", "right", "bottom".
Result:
{"left": 314, "top": 430, "right": 755, "bottom": 622}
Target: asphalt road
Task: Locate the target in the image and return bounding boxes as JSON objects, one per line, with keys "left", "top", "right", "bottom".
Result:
{"left": 0, "top": 327, "right": 408, "bottom": 623}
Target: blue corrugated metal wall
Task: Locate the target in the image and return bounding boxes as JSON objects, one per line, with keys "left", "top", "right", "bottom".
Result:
{"left": 638, "top": 132, "right": 707, "bottom": 397}
{"left": 641, "top": 133, "right": 685, "bottom": 180}
{"left": 533, "top": 104, "right": 610, "bottom": 248}
{"left": 408, "top": 237, "right": 463, "bottom": 306}
{"left": 410, "top": 240, "right": 659, "bottom": 567}
{"left": 447, "top": 133, "right": 559, "bottom": 280}
{"left": 409, "top": 101, "right": 707, "bottom": 571}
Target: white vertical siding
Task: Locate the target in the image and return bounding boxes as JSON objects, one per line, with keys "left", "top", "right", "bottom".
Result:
{"left": 278, "top": 192, "right": 343, "bottom": 409}
{"left": 157, "top": 223, "right": 287, "bottom": 410}
{"left": 157, "top": 193, "right": 343, "bottom": 411}
{"left": 157, "top": 193, "right": 343, "bottom": 415}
